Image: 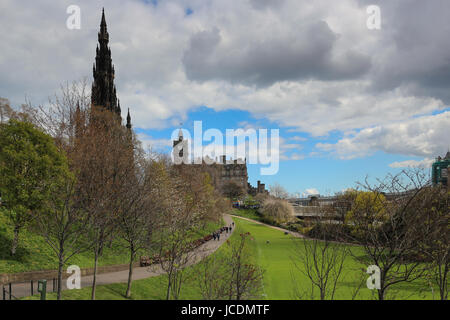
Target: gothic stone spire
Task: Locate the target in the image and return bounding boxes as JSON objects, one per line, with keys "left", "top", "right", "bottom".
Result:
{"left": 91, "top": 8, "right": 121, "bottom": 118}
{"left": 126, "top": 108, "right": 132, "bottom": 129}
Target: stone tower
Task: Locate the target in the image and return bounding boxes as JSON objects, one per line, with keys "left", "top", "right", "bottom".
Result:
{"left": 91, "top": 8, "right": 122, "bottom": 119}
{"left": 173, "top": 128, "right": 189, "bottom": 164}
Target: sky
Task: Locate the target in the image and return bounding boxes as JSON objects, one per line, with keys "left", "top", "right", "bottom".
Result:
{"left": 0, "top": 0, "right": 449, "bottom": 196}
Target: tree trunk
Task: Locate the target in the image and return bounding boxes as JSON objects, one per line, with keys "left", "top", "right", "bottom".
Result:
{"left": 57, "top": 257, "right": 64, "bottom": 300}
{"left": 10, "top": 226, "right": 20, "bottom": 256}
{"left": 91, "top": 248, "right": 99, "bottom": 300}
{"left": 378, "top": 288, "right": 385, "bottom": 300}
{"left": 166, "top": 270, "right": 172, "bottom": 300}
{"left": 126, "top": 247, "right": 135, "bottom": 298}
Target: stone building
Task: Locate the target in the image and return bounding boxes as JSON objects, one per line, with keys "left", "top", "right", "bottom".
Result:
{"left": 173, "top": 130, "right": 249, "bottom": 194}
{"left": 247, "top": 180, "right": 268, "bottom": 196}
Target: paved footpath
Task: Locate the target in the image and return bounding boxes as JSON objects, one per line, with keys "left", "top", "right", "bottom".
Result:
{"left": 8, "top": 214, "right": 234, "bottom": 299}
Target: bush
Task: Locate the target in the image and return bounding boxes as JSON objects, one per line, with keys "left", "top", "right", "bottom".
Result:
{"left": 260, "top": 198, "right": 295, "bottom": 224}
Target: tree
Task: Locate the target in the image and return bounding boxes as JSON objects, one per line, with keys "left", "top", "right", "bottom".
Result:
{"left": 72, "top": 107, "right": 134, "bottom": 300}
{"left": 118, "top": 147, "right": 155, "bottom": 298}
{"left": 196, "top": 232, "right": 265, "bottom": 300}
{"left": 0, "top": 120, "right": 69, "bottom": 256}
{"left": 260, "top": 198, "right": 294, "bottom": 224}
{"left": 416, "top": 185, "right": 449, "bottom": 300}
{"left": 222, "top": 181, "right": 245, "bottom": 199}
{"left": 345, "top": 191, "right": 387, "bottom": 239}
{"left": 225, "top": 232, "right": 264, "bottom": 300}
{"left": 333, "top": 189, "right": 358, "bottom": 223}
{"left": 0, "top": 98, "right": 14, "bottom": 124}
{"left": 291, "top": 220, "right": 349, "bottom": 300}
{"left": 156, "top": 165, "right": 215, "bottom": 300}
{"left": 269, "top": 182, "right": 289, "bottom": 199}
{"left": 0, "top": 98, "right": 38, "bottom": 125}
{"left": 34, "top": 173, "right": 92, "bottom": 300}
{"left": 196, "top": 253, "right": 228, "bottom": 300}
{"left": 346, "top": 170, "right": 431, "bottom": 300}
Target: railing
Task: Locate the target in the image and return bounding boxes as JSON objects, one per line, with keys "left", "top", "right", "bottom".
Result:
{"left": 2, "top": 283, "right": 18, "bottom": 300}
{"left": 1, "top": 278, "right": 59, "bottom": 300}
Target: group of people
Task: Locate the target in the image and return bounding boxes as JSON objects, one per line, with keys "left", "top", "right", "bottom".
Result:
{"left": 212, "top": 221, "right": 235, "bottom": 241}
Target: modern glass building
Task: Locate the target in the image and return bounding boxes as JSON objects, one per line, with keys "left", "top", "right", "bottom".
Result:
{"left": 432, "top": 152, "right": 450, "bottom": 186}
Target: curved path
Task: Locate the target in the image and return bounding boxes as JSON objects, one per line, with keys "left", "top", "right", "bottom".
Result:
{"left": 9, "top": 214, "right": 234, "bottom": 299}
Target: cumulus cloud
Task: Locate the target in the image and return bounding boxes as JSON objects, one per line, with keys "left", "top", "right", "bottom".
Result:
{"left": 316, "top": 111, "right": 450, "bottom": 159}
{"left": 0, "top": 0, "right": 449, "bottom": 162}
{"left": 182, "top": 21, "right": 371, "bottom": 86}
{"left": 389, "top": 158, "right": 434, "bottom": 169}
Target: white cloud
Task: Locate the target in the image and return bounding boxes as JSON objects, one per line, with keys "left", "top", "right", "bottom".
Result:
{"left": 137, "top": 132, "right": 172, "bottom": 152}
{"left": 1, "top": 0, "right": 449, "bottom": 162}
{"left": 304, "top": 188, "right": 319, "bottom": 196}
{"left": 389, "top": 158, "right": 434, "bottom": 168}
{"left": 316, "top": 112, "right": 450, "bottom": 159}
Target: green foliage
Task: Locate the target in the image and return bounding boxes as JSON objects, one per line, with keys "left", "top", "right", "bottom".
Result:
{"left": 345, "top": 191, "right": 387, "bottom": 236}
{"left": 0, "top": 120, "right": 71, "bottom": 255}
{"left": 0, "top": 209, "right": 135, "bottom": 273}
{"left": 0, "top": 120, "right": 69, "bottom": 213}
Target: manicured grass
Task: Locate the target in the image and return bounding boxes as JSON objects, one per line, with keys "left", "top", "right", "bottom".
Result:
{"left": 231, "top": 208, "right": 263, "bottom": 221}
{"left": 0, "top": 209, "right": 223, "bottom": 274}
{"left": 234, "top": 217, "right": 436, "bottom": 300}
{"left": 23, "top": 217, "right": 438, "bottom": 300}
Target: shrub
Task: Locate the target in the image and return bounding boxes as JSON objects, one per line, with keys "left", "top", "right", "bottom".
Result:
{"left": 260, "top": 198, "right": 295, "bottom": 224}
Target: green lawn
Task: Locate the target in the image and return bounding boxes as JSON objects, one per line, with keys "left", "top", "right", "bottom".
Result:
{"left": 22, "top": 217, "right": 438, "bottom": 300}
{"left": 236, "top": 217, "right": 436, "bottom": 300}
{"left": 231, "top": 208, "right": 263, "bottom": 221}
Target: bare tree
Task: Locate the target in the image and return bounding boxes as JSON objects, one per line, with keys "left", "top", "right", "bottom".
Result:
{"left": 118, "top": 146, "right": 156, "bottom": 298}
{"left": 416, "top": 185, "right": 449, "bottom": 300}
{"left": 291, "top": 219, "right": 349, "bottom": 300}
{"left": 225, "top": 232, "right": 265, "bottom": 300}
{"left": 346, "top": 169, "right": 432, "bottom": 300}
{"left": 196, "top": 232, "right": 264, "bottom": 300}
{"left": 196, "top": 254, "right": 228, "bottom": 300}
{"left": 269, "top": 182, "right": 289, "bottom": 199}
{"left": 154, "top": 168, "right": 202, "bottom": 300}
{"left": 72, "top": 107, "right": 134, "bottom": 300}
{"left": 34, "top": 174, "right": 93, "bottom": 300}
